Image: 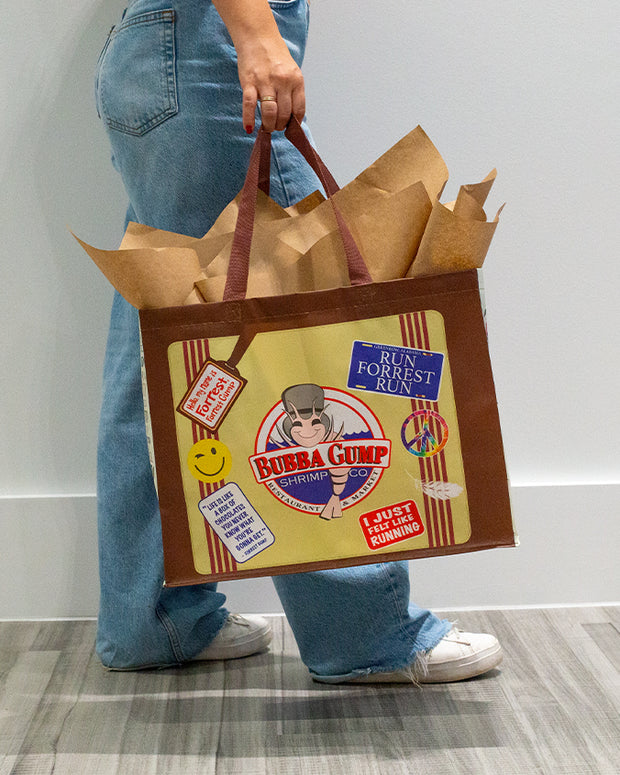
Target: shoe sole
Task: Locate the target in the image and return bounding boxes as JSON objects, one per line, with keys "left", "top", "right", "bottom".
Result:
{"left": 194, "top": 628, "right": 272, "bottom": 661}
{"left": 332, "top": 644, "right": 503, "bottom": 685}
{"left": 103, "top": 628, "right": 273, "bottom": 671}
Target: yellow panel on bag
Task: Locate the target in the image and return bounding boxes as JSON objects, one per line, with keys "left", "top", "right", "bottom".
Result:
{"left": 167, "top": 310, "right": 470, "bottom": 577}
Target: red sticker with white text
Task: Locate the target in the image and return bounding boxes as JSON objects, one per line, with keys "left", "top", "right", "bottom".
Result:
{"left": 359, "top": 500, "right": 425, "bottom": 550}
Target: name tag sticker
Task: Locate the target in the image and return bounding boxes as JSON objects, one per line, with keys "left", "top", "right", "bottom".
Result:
{"left": 177, "top": 359, "right": 246, "bottom": 431}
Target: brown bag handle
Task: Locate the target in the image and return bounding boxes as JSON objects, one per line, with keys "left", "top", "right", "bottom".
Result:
{"left": 223, "top": 117, "right": 372, "bottom": 302}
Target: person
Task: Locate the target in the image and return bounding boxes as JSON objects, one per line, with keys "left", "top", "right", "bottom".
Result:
{"left": 93, "top": 0, "right": 503, "bottom": 682}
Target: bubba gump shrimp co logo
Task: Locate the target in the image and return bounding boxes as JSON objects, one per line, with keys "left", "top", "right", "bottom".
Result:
{"left": 249, "top": 385, "right": 391, "bottom": 520}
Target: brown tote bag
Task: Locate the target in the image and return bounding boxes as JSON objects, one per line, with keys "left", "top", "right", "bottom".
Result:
{"left": 140, "top": 121, "right": 515, "bottom": 586}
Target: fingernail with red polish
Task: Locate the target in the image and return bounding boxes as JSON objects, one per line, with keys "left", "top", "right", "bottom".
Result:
{"left": 245, "top": 125, "right": 253, "bottom": 134}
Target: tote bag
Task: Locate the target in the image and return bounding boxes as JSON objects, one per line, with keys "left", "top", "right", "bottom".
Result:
{"left": 140, "top": 122, "right": 515, "bottom": 585}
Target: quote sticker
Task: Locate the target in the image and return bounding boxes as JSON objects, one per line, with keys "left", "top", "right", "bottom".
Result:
{"left": 198, "top": 482, "right": 275, "bottom": 563}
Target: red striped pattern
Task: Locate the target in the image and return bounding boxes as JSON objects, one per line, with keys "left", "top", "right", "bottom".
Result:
{"left": 182, "top": 340, "right": 238, "bottom": 575}
{"left": 399, "top": 313, "right": 455, "bottom": 548}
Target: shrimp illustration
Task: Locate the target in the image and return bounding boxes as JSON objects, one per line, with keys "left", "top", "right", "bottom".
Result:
{"left": 273, "top": 384, "right": 349, "bottom": 520}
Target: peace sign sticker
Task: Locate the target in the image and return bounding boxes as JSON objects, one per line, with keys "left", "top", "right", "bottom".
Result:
{"left": 401, "top": 410, "right": 449, "bottom": 458}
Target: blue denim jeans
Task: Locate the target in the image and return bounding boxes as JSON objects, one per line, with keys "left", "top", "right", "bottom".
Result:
{"left": 94, "top": 0, "right": 449, "bottom": 676}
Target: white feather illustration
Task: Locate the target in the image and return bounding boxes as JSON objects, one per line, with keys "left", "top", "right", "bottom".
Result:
{"left": 407, "top": 473, "right": 463, "bottom": 501}
{"left": 421, "top": 480, "right": 463, "bottom": 500}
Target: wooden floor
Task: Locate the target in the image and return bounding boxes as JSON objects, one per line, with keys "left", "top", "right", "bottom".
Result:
{"left": 0, "top": 607, "right": 618, "bottom": 774}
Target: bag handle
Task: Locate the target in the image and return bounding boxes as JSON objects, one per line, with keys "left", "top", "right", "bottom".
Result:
{"left": 223, "top": 118, "right": 372, "bottom": 302}
{"left": 256, "top": 117, "right": 340, "bottom": 199}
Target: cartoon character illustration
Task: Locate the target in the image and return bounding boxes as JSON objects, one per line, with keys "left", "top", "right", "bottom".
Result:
{"left": 271, "top": 384, "right": 350, "bottom": 520}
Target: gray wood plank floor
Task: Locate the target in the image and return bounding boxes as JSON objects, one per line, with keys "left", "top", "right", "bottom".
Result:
{"left": 0, "top": 607, "right": 618, "bottom": 774}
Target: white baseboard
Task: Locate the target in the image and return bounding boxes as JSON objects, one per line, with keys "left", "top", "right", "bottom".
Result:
{"left": 0, "top": 494, "right": 100, "bottom": 619}
{"left": 1, "top": 484, "right": 618, "bottom": 619}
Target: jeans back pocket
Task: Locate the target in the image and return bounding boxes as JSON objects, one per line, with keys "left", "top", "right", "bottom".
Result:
{"left": 95, "top": 9, "right": 178, "bottom": 136}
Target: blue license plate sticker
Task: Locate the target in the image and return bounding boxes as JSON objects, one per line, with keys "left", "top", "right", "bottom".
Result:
{"left": 347, "top": 340, "right": 444, "bottom": 402}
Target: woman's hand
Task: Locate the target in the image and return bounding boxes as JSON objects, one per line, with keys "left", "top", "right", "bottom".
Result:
{"left": 213, "top": 0, "right": 306, "bottom": 133}
{"left": 237, "top": 36, "right": 305, "bottom": 133}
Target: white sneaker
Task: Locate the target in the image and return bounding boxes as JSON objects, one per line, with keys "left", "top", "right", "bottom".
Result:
{"left": 193, "top": 614, "right": 272, "bottom": 661}
{"left": 415, "top": 627, "right": 503, "bottom": 683}
{"left": 345, "top": 627, "right": 503, "bottom": 684}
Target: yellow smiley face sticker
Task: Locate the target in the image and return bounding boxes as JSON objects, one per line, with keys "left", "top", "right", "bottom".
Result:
{"left": 187, "top": 439, "right": 232, "bottom": 483}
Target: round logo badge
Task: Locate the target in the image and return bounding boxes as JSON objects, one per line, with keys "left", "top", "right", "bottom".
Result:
{"left": 401, "top": 409, "right": 449, "bottom": 457}
{"left": 250, "top": 385, "right": 390, "bottom": 517}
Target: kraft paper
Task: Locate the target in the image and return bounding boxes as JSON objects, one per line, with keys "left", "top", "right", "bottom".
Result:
{"left": 76, "top": 126, "right": 502, "bottom": 308}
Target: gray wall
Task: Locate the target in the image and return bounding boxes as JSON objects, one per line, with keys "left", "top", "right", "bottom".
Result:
{"left": 1, "top": 0, "right": 618, "bottom": 618}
